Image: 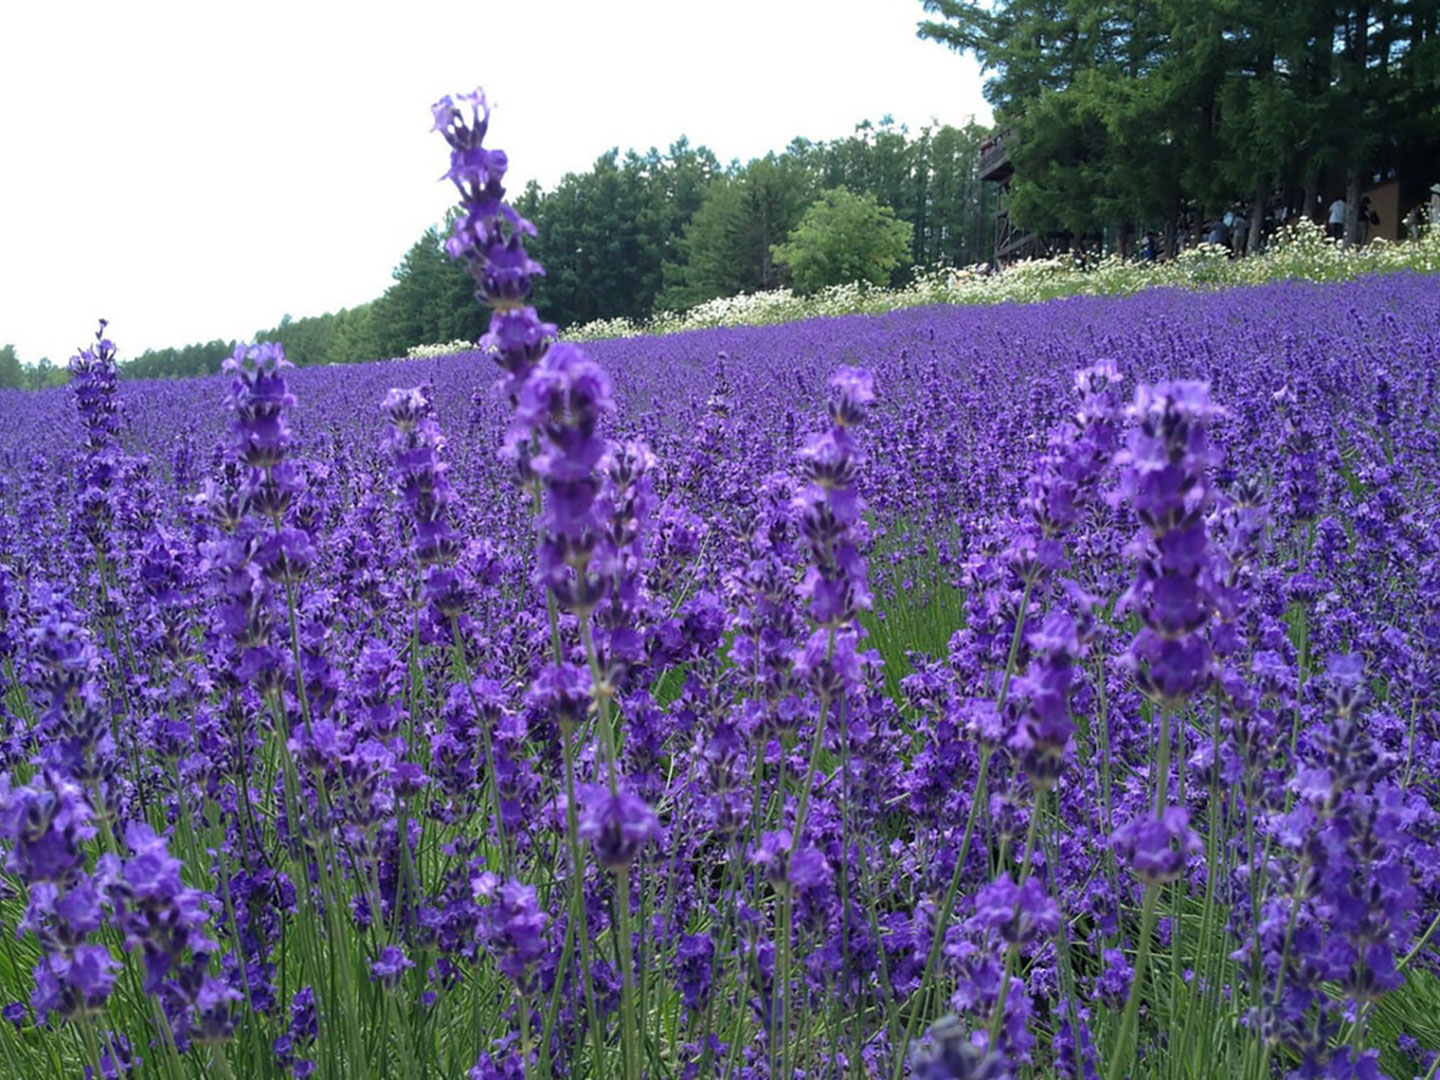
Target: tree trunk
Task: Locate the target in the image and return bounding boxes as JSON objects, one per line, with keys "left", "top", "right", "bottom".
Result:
{"left": 1344, "top": 167, "right": 1363, "bottom": 247}
{"left": 1249, "top": 181, "right": 1267, "bottom": 253}
{"left": 1343, "top": 4, "right": 1370, "bottom": 249}
{"left": 1302, "top": 170, "right": 1320, "bottom": 224}
{"left": 1118, "top": 219, "right": 1134, "bottom": 259}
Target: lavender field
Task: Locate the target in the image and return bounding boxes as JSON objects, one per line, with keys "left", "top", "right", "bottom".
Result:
{"left": 2, "top": 91, "right": 1440, "bottom": 1080}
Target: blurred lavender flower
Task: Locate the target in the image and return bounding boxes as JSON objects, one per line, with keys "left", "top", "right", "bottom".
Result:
{"left": 68, "top": 320, "right": 123, "bottom": 551}
{"left": 383, "top": 385, "right": 469, "bottom": 617}
{"left": 273, "top": 986, "right": 317, "bottom": 1077}
{"left": 104, "top": 822, "right": 239, "bottom": 1049}
{"left": 0, "top": 772, "right": 117, "bottom": 1025}
{"left": 576, "top": 782, "right": 660, "bottom": 868}
{"left": 432, "top": 88, "right": 554, "bottom": 407}
{"left": 1117, "top": 380, "right": 1223, "bottom": 706}
{"left": 518, "top": 344, "right": 618, "bottom": 614}
{"left": 967, "top": 874, "right": 1060, "bottom": 946}
{"left": 792, "top": 366, "right": 876, "bottom": 698}
{"left": 750, "top": 828, "right": 831, "bottom": 896}
{"left": 370, "top": 945, "right": 414, "bottom": 989}
{"left": 472, "top": 873, "right": 550, "bottom": 997}
{"left": 22, "top": 597, "right": 116, "bottom": 797}
{"left": 1110, "top": 806, "right": 1201, "bottom": 886}
{"left": 909, "top": 1014, "right": 1011, "bottom": 1079}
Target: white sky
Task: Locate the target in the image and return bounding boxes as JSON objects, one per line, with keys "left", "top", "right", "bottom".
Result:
{"left": 0, "top": 0, "right": 989, "bottom": 363}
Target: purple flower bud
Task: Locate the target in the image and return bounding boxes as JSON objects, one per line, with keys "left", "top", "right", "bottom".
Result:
{"left": 1112, "top": 806, "right": 1201, "bottom": 886}
{"left": 576, "top": 784, "right": 661, "bottom": 868}
{"left": 370, "top": 945, "right": 414, "bottom": 988}
{"left": 751, "top": 829, "right": 832, "bottom": 895}
{"left": 471, "top": 876, "right": 549, "bottom": 996}
{"left": 32, "top": 944, "right": 118, "bottom": 1022}
{"left": 968, "top": 874, "right": 1061, "bottom": 947}
{"left": 908, "top": 1014, "right": 1011, "bottom": 1079}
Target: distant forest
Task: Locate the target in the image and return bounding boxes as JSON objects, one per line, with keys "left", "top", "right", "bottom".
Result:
{"left": 0, "top": 119, "right": 997, "bottom": 387}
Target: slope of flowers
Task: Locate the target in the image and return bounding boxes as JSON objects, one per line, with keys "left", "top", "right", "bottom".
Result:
{"left": 402, "top": 216, "right": 1440, "bottom": 358}
{"left": 2, "top": 93, "right": 1440, "bottom": 1080}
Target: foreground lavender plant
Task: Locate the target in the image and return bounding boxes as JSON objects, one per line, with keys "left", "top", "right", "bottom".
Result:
{"left": 433, "top": 86, "right": 663, "bottom": 1079}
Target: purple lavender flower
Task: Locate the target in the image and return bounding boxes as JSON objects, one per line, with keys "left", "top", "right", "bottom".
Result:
{"left": 225, "top": 342, "right": 297, "bottom": 471}
{"left": 750, "top": 829, "right": 831, "bottom": 895}
{"left": 21, "top": 601, "right": 116, "bottom": 794}
{"left": 30, "top": 944, "right": 118, "bottom": 1023}
{"left": 1096, "top": 948, "right": 1131, "bottom": 1008}
{"left": 370, "top": 945, "right": 414, "bottom": 988}
{"left": 82, "top": 1032, "right": 139, "bottom": 1080}
{"left": 575, "top": 782, "right": 660, "bottom": 868}
{"left": 1008, "top": 610, "right": 1087, "bottom": 789}
{"left": 433, "top": 88, "right": 553, "bottom": 400}
{"left": 68, "top": 320, "right": 124, "bottom": 551}
{"left": 68, "top": 320, "right": 121, "bottom": 451}
{"left": 1117, "top": 380, "right": 1223, "bottom": 705}
{"left": 273, "top": 986, "right": 317, "bottom": 1076}
{"left": 471, "top": 874, "right": 549, "bottom": 996}
{"left": 792, "top": 367, "right": 877, "bottom": 700}
{"left": 674, "top": 932, "right": 715, "bottom": 1013}
{"left": 909, "top": 1014, "right": 1011, "bottom": 1079}
{"left": 384, "top": 383, "right": 483, "bottom": 627}
{"left": 967, "top": 874, "right": 1060, "bottom": 947}
{"left": 104, "top": 822, "right": 239, "bottom": 1048}
{"left": 0, "top": 771, "right": 95, "bottom": 887}
{"left": 1111, "top": 806, "right": 1200, "bottom": 886}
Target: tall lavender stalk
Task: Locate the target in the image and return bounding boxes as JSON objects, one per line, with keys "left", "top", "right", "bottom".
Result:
{"left": 433, "top": 86, "right": 661, "bottom": 1078}
{"left": 768, "top": 366, "right": 875, "bottom": 1077}
{"left": 1107, "top": 382, "right": 1217, "bottom": 1079}
{"left": 69, "top": 321, "right": 123, "bottom": 566}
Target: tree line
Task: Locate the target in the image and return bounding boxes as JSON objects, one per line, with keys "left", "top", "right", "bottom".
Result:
{"left": 517, "top": 120, "right": 997, "bottom": 326}
{"left": 0, "top": 345, "right": 65, "bottom": 390}
{"left": 919, "top": 0, "right": 1440, "bottom": 254}
{"left": 3, "top": 118, "right": 997, "bottom": 386}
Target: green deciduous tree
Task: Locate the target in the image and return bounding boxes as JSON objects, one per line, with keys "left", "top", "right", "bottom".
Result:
{"left": 771, "top": 188, "right": 915, "bottom": 294}
{"left": 0, "top": 345, "right": 24, "bottom": 390}
{"left": 655, "top": 152, "right": 817, "bottom": 311}
{"left": 256, "top": 303, "right": 381, "bottom": 367}
{"left": 26, "top": 357, "right": 67, "bottom": 389}
{"left": 47, "top": 113, "right": 1003, "bottom": 382}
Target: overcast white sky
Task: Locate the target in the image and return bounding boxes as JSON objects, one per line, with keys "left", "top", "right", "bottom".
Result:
{"left": 0, "top": 0, "right": 989, "bottom": 363}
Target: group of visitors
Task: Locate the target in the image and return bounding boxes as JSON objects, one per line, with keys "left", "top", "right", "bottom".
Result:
{"left": 1203, "top": 208, "right": 1254, "bottom": 255}
{"left": 1050, "top": 182, "right": 1439, "bottom": 269}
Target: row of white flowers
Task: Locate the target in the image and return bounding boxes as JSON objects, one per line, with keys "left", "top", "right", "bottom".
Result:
{"left": 406, "top": 219, "right": 1440, "bottom": 358}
